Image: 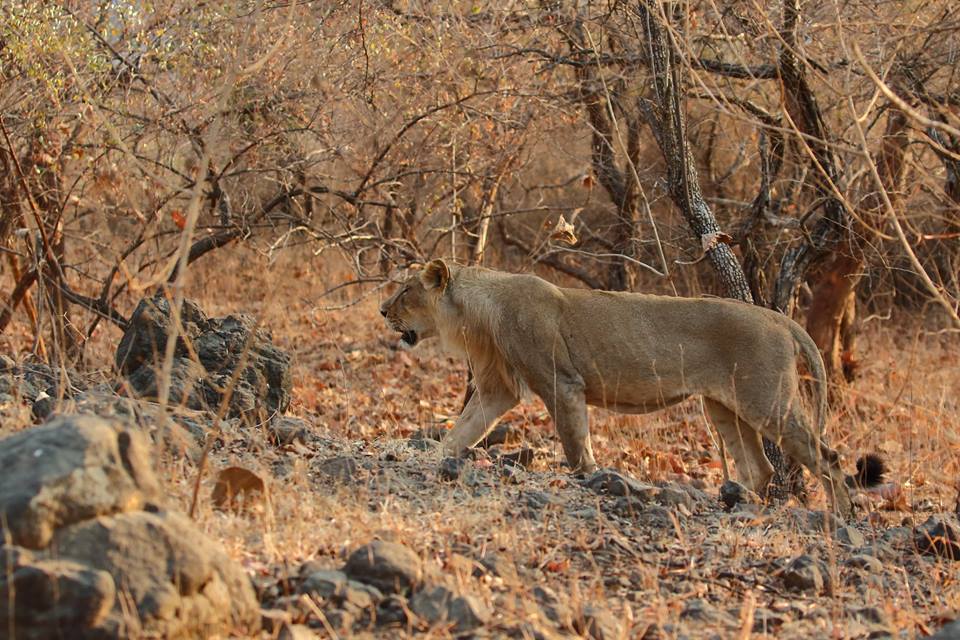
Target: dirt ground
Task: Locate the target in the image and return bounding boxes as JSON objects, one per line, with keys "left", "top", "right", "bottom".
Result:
{"left": 1, "top": 249, "right": 958, "bottom": 638}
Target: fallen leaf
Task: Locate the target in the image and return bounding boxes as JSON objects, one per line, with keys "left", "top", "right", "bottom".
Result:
{"left": 549, "top": 215, "right": 578, "bottom": 246}
{"left": 171, "top": 210, "right": 186, "bottom": 230}
{"left": 212, "top": 466, "right": 267, "bottom": 512}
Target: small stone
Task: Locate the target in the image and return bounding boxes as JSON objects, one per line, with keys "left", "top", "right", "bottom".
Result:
{"left": 655, "top": 484, "right": 693, "bottom": 509}
{"left": 585, "top": 470, "right": 658, "bottom": 498}
{"left": 781, "top": 555, "right": 825, "bottom": 593}
{"left": 477, "top": 553, "right": 518, "bottom": 581}
{"left": 32, "top": 392, "right": 55, "bottom": 421}
{"left": 410, "top": 585, "right": 451, "bottom": 625}
{"left": 478, "top": 423, "right": 519, "bottom": 448}
{"left": 447, "top": 594, "right": 490, "bottom": 631}
{"left": 680, "top": 598, "right": 735, "bottom": 626}
{"left": 880, "top": 526, "right": 913, "bottom": 548}
{"left": 438, "top": 457, "right": 466, "bottom": 481}
{"left": 927, "top": 619, "right": 960, "bottom": 639}
{"left": 260, "top": 608, "right": 292, "bottom": 633}
{"left": 580, "top": 605, "right": 623, "bottom": 640}
{"left": 836, "top": 525, "right": 866, "bottom": 547}
{"left": 752, "top": 607, "right": 788, "bottom": 633}
{"left": 408, "top": 438, "right": 439, "bottom": 451}
{"left": 316, "top": 456, "right": 359, "bottom": 482}
{"left": 533, "top": 586, "right": 571, "bottom": 627}
{"left": 343, "top": 541, "right": 422, "bottom": 595}
{"left": 914, "top": 516, "right": 960, "bottom": 561}
{"left": 409, "top": 425, "right": 447, "bottom": 441}
{"left": 376, "top": 594, "right": 408, "bottom": 626}
{"left": 849, "top": 606, "right": 887, "bottom": 626}
{"left": 300, "top": 569, "right": 347, "bottom": 599}
{"left": 277, "top": 622, "right": 317, "bottom": 640}
{"left": 267, "top": 416, "right": 310, "bottom": 446}
{"left": 719, "top": 480, "right": 758, "bottom": 511}
{"left": 846, "top": 554, "right": 883, "bottom": 573}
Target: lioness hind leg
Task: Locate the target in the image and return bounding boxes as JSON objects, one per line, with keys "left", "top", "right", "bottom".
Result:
{"left": 441, "top": 386, "right": 518, "bottom": 458}
{"left": 775, "top": 408, "right": 854, "bottom": 518}
{"left": 703, "top": 399, "right": 773, "bottom": 494}
{"left": 538, "top": 383, "right": 597, "bottom": 474}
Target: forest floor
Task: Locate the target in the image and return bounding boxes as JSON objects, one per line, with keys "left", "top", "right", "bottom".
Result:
{"left": 1, "top": 250, "right": 958, "bottom": 639}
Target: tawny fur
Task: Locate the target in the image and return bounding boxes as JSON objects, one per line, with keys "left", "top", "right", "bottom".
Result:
{"left": 381, "top": 260, "right": 856, "bottom": 517}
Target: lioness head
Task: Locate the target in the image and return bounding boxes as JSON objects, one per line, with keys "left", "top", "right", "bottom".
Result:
{"left": 379, "top": 260, "right": 450, "bottom": 347}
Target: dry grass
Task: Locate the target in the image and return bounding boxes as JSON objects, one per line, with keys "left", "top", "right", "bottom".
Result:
{"left": 2, "top": 247, "right": 958, "bottom": 638}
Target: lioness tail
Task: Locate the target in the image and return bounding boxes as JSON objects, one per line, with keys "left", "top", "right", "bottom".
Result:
{"left": 845, "top": 453, "right": 887, "bottom": 488}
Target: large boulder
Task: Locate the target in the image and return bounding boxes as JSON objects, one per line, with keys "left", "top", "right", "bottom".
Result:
{"left": 0, "top": 415, "right": 260, "bottom": 639}
{"left": 116, "top": 293, "right": 292, "bottom": 419}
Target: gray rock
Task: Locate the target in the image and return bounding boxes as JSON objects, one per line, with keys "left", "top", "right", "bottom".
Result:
{"left": 447, "top": 593, "right": 490, "bottom": 632}
{"left": 0, "top": 415, "right": 260, "bottom": 639}
{"left": 836, "top": 525, "right": 866, "bottom": 547}
{"left": 880, "top": 526, "right": 913, "bottom": 548}
{"left": 781, "top": 555, "right": 825, "bottom": 593}
{"left": 914, "top": 516, "right": 960, "bottom": 561}
{"left": 300, "top": 569, "right": 349, "bottom": 599}
{"left": 532, "top": 585, "right": 571, "bottom": 627}
{"left": 581, "top": 605, "right": 623, "bottom": 640}
{"left": 0, "top": 415, "right": 160, "bottom": 549}
{"left": 477, "top": 552, "right": 518, "bottom": 580}
{"left": 655, "top": 484, "right": 693, "bottom": 510}
{"left": 408, "top": 437, "right": 439, "bottom": 451}
{"left": 317, "top": 456, "right": 359, "bottom": 482}
{"left": 376, "top": 594, "right": 409, "bottom": 626}
{"left": 680, "top": 599, "right": 736, "bottom": 626}
{"left": 268, "top": 416, "right": 311, "bottom": 445}
{"left": 438, "top": 457, "right": 466, "bottom": 481}
{"left": 926, "top": 619, "right": 960, "bottom": 639}
{"left": 409, "top": 425, "right": 447, "bottom": 441}
{"left": 585, "top": 470, "right": 658, "bottom": 498}
{"left": 478, "top": 423, "right": 519, "bottom": 447}
{"left": 846, "top": 554, "right": 883, "bottom": 572}
{"left": 410, "top": 585, "right": 488, "bottom": 631}
{"left": 719, "top": 480, "right": 758, "bottom": 511}
{"left": 117, "top": 293, "right": 291, "bottom": 418}
{"left": 277, "top": 623, "right": 318, "bottom": 640}
{"left": 343, "top": 541, "right": 422, "bottom": 595}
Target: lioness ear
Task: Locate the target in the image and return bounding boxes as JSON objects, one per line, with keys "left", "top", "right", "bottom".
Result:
{"left": 420, "top": 259, "right": 450, "bottom": 292}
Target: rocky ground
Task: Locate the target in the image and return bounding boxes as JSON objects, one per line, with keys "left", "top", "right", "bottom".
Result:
{"left": 1, "top": 291, "right": 958, "bottom": 639}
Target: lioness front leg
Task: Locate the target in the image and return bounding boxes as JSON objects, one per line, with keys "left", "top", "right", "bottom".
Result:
{"left": 440, "top": 386, "right": 518, "bottom": 458}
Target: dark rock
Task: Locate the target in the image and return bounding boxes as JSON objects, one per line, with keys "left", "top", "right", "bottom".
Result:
{"left": 116, "top": 293, "right": 291, "bottom": 419}
{"left": 277, "top": 623, "right": 318, "bottom": 640}
{"left": 268, "top": 416, "right": 311, "bottom": 446}
{"left": 680, "top": 599, "right": 735, "bottom": 626}
{"left": 655, "top": 484, "right": 693, "bottom": 510}
{"left": 492, "top": 447, "right": 536, "bottom": 469}
{"left": 926, "top": 619, "right": 960, "bottom": 639}
{"left": 914, "top": 516, "right": 960, "bottom": 561}
{"left": 532, "top": 585, "right": 571, "bottom": 627}
{"left": 781, "top": 555, "right": 825, "bottom": 593}
{"left": 408, "top": 437, "right": 439, "bottom": 451}
{"left": 300, "top": 569, "right": 348, "bottom": 599}
{"left": 836, "top": 525, "right": 866, "bottom": 548}
{"left": 409, "top": 425, "right": 447, "bottom": 441}
{"left": 447, "top": 593, "right": 490, "bottom": 632}
{"left": 580, "top": 605, "right": 623, "bottom": 640}
{"left": 585, "top": 470, "right": 658, "bottom": 498}
{"left": 376, "top": 594, "right": 409, "bottom": 626}
{"left": 31, "top": 391, "right": 55, "bottom": 421}
{"left": 317, "top": 456, "right": 359, "bottom": 482}
{"left": 880, "top": 526, "right": 913, "bottom": 548}
{"left": 438, "top": 457, "right": 466, "bottom": 481}
{"left": 719, "top": 480, "right": 758, "bottom": 511}
{"left": 410, "top": 585, "right": 451, "bottom": 625}
{"left": 478, "top": 423, "right": 519, "bottom": 447}
{"left": 477, "top": 552, "right": 518, "bottom": 581}
{"left": 849, "top": 606, "right": 888, "bottom": 626}
{"left": 752, "top": 607, "right": 788, "bottom": 633}
{"left": 846, "top": 554, "right": 883, "bottom": 573}
{"left": 343, "top": 541, "right": 422, "bottom": 595}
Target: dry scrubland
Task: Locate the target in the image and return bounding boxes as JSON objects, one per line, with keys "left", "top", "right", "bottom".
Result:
{"left": 3, "top": 250, "right": 957, "bottom": 639}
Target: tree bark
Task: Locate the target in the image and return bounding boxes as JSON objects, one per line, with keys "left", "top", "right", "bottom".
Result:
{"left": 636, "top": 1, "right": 753, "bottom": 303}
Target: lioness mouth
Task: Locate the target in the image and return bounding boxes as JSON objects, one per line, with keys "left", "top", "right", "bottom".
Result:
{"left": 401, "top": 330, "right": 418, "bottom": 346}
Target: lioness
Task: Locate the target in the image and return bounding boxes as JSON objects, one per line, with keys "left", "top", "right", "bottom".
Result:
{"left": 380, "top": 259, "right": 863, "bottom": 516}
